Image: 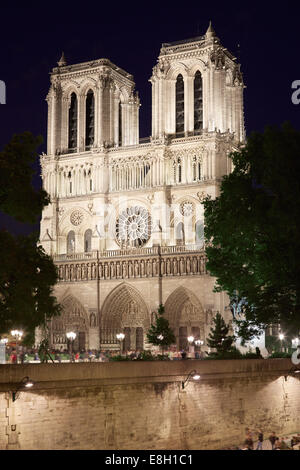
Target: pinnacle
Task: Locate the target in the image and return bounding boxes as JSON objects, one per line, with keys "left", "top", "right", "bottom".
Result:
{"left": 57, "top": 52, "right": 67, "bottom": 67}
{"left": 206, "top": 20, "right": 216, "bottom": 38}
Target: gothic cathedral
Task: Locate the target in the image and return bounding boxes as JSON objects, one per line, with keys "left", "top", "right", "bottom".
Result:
{"left": 39, "top": 23, "right": 245, "bottom": 353}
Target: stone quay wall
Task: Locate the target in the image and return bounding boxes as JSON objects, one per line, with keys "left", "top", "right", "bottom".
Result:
{"left": 0, "top": 359, "right": 299, "bottom": 450}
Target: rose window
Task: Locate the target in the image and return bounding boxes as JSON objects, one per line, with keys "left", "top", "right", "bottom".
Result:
{"left": 116, "top": 206, "right": 151, "bottom": 247}
{"left": 70, "top": 210, "right": 83, "bottom": 226}
{"left": 180, "top": 201, "right": 194, "bottom": 217}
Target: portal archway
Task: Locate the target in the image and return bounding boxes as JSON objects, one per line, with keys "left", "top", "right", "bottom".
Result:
{"left": 50, "top": 294, "right": 89, "bottom": 351}
{"left": 164, "top": 287, "right": 205, "bottom": 350}
{"left": 100, "top": 283, "right": 150, "bottom": 351}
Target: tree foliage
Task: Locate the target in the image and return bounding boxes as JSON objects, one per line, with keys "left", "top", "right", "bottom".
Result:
{"left": 147, "top": 304, "right": 176, "bottom": 348}
{"left": 0, "top": 132, "right": 61, "bottom": 340}
{"left": 203, "top": 123, "right": 300, "bottom": 341}
{"left": 206, "top": 312, "right": 235, "bottom": 354}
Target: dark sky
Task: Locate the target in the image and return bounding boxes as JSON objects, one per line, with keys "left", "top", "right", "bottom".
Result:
{"left": 0, "top": 1, "right": 299, "bottom": 235}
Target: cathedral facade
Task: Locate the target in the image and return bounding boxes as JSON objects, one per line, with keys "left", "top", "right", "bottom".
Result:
{"left": 39, "top": 23, "right": 245, "bottom": 353}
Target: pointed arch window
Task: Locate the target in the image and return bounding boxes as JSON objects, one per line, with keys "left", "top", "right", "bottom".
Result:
{"left": 68, "top": 93, "right": 78, "bottom": 151}
{"left": 85, "top": 90, "right": 94, "bottom": 149}
{"left": 67, "top": 230, "right": 75, "bottom": 254}
{"left": 176, "top": 74, "right": 184, "bottom": 135}
{"left": 195, "top": 220, "right": 204, "bottom": 245}
{"left": 176, "top": 222, "right": 185, "bottom": 245}
{"left": 192, "top": 156, "right": 201, "bottom": 182}
{"left": 194, "top": 71, "right": 203, "bottom": 134}
{"left": 119, "top": 101, "right": 122, "bottom": 146}
{"left": 84, "top": 229, "right": 92, "bottom": 252}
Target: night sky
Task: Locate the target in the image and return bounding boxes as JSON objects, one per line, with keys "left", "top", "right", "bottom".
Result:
{"left": 0, "top": 1, "right": 299, "bottom": 235}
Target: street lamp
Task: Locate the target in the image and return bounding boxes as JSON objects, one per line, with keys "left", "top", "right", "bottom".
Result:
{"left": 11, "top": 330, "right": 23, "bottom": 363}
{"left": 66, "top": 331, "right": 76, "bottom": 360}
{"left": 12, "top": 376, "right": 34, "bottom": 402}
{"left": 116, "top": 333, "right": 125, "bottom": 355}
{"left": 279, "top": 333, "right": 284, "bottom": 352}
{"left": 182, "top": 370, "right": 201, "bottom": 389}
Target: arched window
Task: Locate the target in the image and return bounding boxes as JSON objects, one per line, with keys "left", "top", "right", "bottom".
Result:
{"left": 119, "top": 101, "right": 122, "bottom": 146}
{"left": 194, "top": 71, "right": 203, "bottom": 134}
{"left": 192, "top": 157, "right": 201, "bottom": 182}
{"left": 68, "top": 93, "right": 78, "bottom": 151}
{"left": 176, "top": 222, "right": 185, "bottom": 245}
{"left": 68, "top": 171, "right": 72, "bottom": 194}
{"left": 84, "top": 229, "right": 92, "bottom": 252}
{"left": 174, "top": 158, "right": 182, "bottom": 184}
{"left": 67, "top": 230, "right": 75, "bottom": 254}
{"left": 178, "top": 158, "right": 182, "bottom": 183}
{"left": 195, "top": 220, "right": 204, "bottom": 245}
{"left": 176, "top": 74, "right": 184, "bottom": 135}
{"left": 85, "top": 90, "right": 94, "bottom": 149}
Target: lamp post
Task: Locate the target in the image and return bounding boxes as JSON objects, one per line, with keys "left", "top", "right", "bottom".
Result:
{"left": 11, "top": 330, "right": 23, "bottom": 363}
{"left": 66, "top": 331, "right": 76, "bottom": 361}
{"left": 279, "top": 333, "right": 284, "bottom": 352}
{"left": 182, "top": 370, "right": 201, "bottom": 389}
{"left": 116, "top": 333, "right": 125, "bottom": 356}
{"left": 187, "top": 335, "right": 195, "bottom": 358}
{"left": 12, "top": 376, "right": 34, "bottom": 402}
{"left": 195, "top": 339, "right": 204, "bottom": 358}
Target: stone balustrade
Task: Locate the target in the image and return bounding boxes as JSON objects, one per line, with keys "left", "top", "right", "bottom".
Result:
{"left": 54, "top": 245, "right": 207, "bottom": 282}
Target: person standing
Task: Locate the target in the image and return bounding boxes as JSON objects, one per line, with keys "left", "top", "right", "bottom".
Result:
{"left": 244, "top": 431, "right": 254, "bottom": 450}
{"left": 269, "top": 431, "right": 277, "bottom": 450}
{"left": 256, "top": 430, "right": 264, "bottom": 450}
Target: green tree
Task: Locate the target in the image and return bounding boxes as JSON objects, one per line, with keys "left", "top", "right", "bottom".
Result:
{"left": 206, "top": 312, "right": 235, "bottom": 355}
{"left": 0, "top": 132, "right": 61, "bottom": 341}
{"left": 203, "top": 123, "right": 300, "bottom": 342}
{"left": 147, "top": 304, "right": 176, "bottom": 349}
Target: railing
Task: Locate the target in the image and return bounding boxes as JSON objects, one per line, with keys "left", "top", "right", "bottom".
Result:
{"left": 54, "top": 245, "right": 207, "bottom": 283}
{"left": 53, "top": 244, "right": 205, "bottom": 262}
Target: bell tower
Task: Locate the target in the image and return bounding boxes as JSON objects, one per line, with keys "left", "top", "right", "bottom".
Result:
{"left": 46, "top": 56, "right": 140, "bottom": 156}
{"left": 150, "top": 22, "right": 245, "bottom": 143}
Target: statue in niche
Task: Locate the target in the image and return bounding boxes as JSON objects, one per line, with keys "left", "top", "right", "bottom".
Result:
{"left": 129, "top": 262, "right": 133, "bottom": 277}
{"left": 122, "top": 262, "right": 127, "bottom": 278}
{"left": 200, "top": 256, "right": 205, "bottom": 273}
{"left": 111, "top": 262, "right": 115, "bottom": 278}
{"left": 70, "top": 265, "right": 74, "bottom": 281}
{"left": 134, "top": 261, "right": 139, "bottom": 277}
{"left": 82, "top": 264, "right": 87, "bottom": 279}
{"left": 147, "top": 259, "right": 151, "bottom": 276}
{"left": 173, "top": 258, "right": 177, "bottom": 275}
{"left": 186, "top": 257, "right": 191, "bottom": 274}
{"left": 161, "top": 259, "right": 165, "bottom": 276}
{"left": 104, "top": 263, "right": 108, "bottom": 278}
{"left": 180, "top": 257, "right": 185, "bottom": 274}
{"left": 90, "top": 313, "right": 96, "bottom": 327}
{"left": 166, "top": 258, "right": 171, "bottom": 275}
{"left": 141, "top": 260, "right": 145, "bottom": 276}
{"left": 192, "top": 257, "right": 197, "bottom": 273}
{"left": 91, "top": 263, "right": 96, "bottom": 279}
{"left": 152, "top": 259, "right": 157, "bottom": 277}
{"left": 116, "top": 263, "right": 120, "bottom": 277}
{"left": 87, "top": 263, "right": 91, "bottom": 279}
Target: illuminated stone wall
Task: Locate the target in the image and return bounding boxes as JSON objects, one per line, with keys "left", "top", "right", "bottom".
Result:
{"left": 0, "top": 359, "right": 298, "bottom": 450}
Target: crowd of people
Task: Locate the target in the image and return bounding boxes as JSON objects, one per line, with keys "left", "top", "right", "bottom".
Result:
{"left": 6, "top": 346, "right": 202, "bottom": 363}
{"left": 225, "top": 428, "right": 300, "bottom": 450}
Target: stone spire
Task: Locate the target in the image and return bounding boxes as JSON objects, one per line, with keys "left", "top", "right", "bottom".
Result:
{"left": 57, "top": 52, "right": 67, "bottom": 67}
{"left": 205, "top": 21, "right": 216, "bottom": 39}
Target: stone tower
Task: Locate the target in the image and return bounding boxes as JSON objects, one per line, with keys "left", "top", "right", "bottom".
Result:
{"left": 39, "top": 24, "right": 245, "bottom": 353}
